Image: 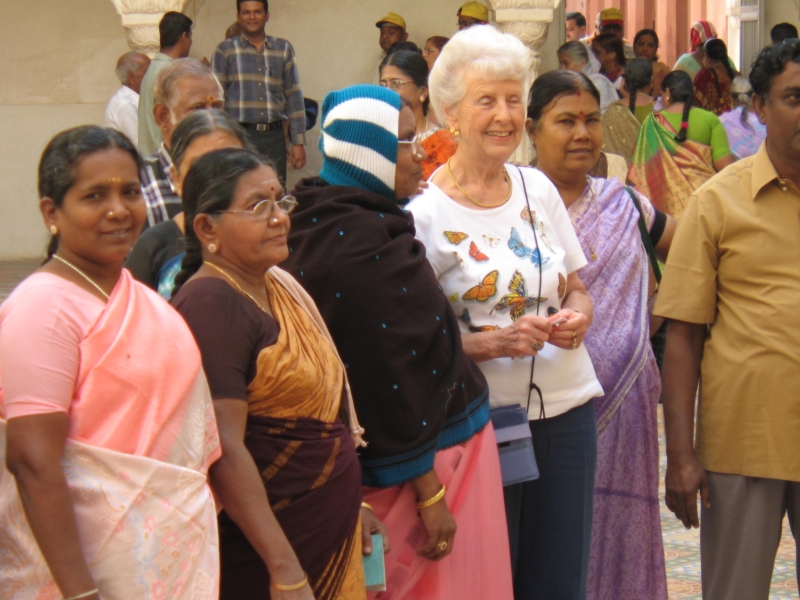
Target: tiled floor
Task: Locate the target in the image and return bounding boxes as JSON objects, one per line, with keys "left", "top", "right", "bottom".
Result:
{"left": 0, "top": 261, "right": 796, "bottom": 597}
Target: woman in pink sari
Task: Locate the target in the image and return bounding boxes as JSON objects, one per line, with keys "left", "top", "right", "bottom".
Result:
{"left": 0, "top": 126, "right": 221, "bottom": 600}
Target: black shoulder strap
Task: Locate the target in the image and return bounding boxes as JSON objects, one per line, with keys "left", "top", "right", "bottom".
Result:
{"left": 625, "top": 186, "right": 661, "bottom": 284}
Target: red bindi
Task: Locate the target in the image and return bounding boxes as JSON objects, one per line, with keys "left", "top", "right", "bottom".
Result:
{"left": 579, "top": 111, "right": 584, "bottom": 118}
{"left": 576, "top": 89, "right": 582, "bottom": 97}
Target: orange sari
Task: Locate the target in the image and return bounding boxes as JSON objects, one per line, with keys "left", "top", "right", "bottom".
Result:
{"left": 218, "top": 267, "right": 366, "bottom": 600}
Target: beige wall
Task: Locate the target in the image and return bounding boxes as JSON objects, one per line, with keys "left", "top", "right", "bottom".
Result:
{"left": 764, "top": 1, "right": 799, "bottom": 43}
{"left": 0, "top": 0, "right": 562, "bottom": 259}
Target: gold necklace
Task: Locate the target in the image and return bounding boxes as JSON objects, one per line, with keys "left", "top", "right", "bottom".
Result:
{"left": 52, "top": 255, "right": 110, "bottom": 299}
{"left": 447, "top": 158, "right": 512, "bottom": 209}
{"left": 568, "top": 176, "right": 602, "bottom": 261}
{"left": 203, "top": 261, "right": 268, "bottom": 312}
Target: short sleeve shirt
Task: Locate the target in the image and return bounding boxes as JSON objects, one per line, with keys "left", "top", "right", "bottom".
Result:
{"left": 407, "top": 166, "right": 603, "bottom": 419}
{"left": 655, "top": 143, "right": 800, "bottom": 481}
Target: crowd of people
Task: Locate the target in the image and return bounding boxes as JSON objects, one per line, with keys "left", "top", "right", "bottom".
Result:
{"left": 1, "top": 1, "right": 799, "bottom": 600}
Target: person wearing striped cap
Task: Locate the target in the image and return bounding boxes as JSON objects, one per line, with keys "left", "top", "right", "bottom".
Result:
{"left": 282, "top": 83, "right": 514, "bottom": 599}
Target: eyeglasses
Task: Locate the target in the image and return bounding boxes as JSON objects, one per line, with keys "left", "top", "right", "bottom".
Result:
{"left": 398, "top": 132, "right": 425, "bottom": 159}
{"left": 422, "top": 47, "right": 438, "bottom": 55}
{"left": 213, "top": 195, "right": 298, "bottom": 219}
{"left": 379, "top": 78, "right": 414, "bottom": 91}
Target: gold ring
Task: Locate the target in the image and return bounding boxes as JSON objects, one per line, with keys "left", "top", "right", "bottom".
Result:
{"left": 437, "top": 541, "right": 448, "bottom": 552}
{"left": 570, "top": 331, "right": 578, "bottom": 349}
{"left": 532, "top": 341, "right": 544, "bottom": 351}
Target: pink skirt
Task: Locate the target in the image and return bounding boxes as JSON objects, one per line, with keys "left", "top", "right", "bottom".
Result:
{"left": 363, "top": 424, "right": 514, "bottom": 600}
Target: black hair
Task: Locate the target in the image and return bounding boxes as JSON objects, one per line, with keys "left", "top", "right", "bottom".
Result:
{"left": 661, "top": 70, "right": 694, "bottom": 142}
{"left": 703, "top": 38, "right": 735, "bottom": 104}
{"left": 750, "top": 38, "right": 800, "bottom": 100}
{"left": 634, "top": 29, "right": 660, "bottom": 61}
{"left": 527, "top": 69, "right": 601, "bottom": 123}
{"left": 170, "top": 109, "right": 251, "bottom": 171}
{"left": 380, "top": 50, "right": 430, "bottom": 115}
{"left": 624, "top": 58, "right": 653, "bottom": 114}
{"left": 593, "top": 32, "right": 626, "bottom": 68}
{"left": 566, "top": 12, "right": 586, "bottom": 28}
{"left": 172, "top": 148, "right": 274, "bottom": 295}
{"left": 237, "top": 0, "right": 268, "bottom": 12}
{"left": 160, "top": 11, "right": 193, "bottom": 49}
{"left": 387, "top": 41, "right": 420, "bottom": 55}
{"left": 426, "top": 36, "right": 450, "bottom": 51}
{"left": 38, "top": 126, "right": 142, "bottom": 259}
{"left": 771, "top": 23, "right": 799, "bottom": 44}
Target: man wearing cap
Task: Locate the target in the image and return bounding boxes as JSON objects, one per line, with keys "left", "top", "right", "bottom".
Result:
{"left": 595, "top": 8, "right": 635, "bottom": 59}
{"left": 457, "top": 2, "right": 490, "bottom": 30}
{"left": 377, "top": 13, "right": 408, "bottom": 54}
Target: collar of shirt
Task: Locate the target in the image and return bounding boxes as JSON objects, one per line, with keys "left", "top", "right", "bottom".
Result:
{"left": 156, "top": 144, "right": 175, "bottom": 182}
{"left": 751, "top": 142, "right": 799, "bottom": 199}
{"left": 237, "top": 32, "right": 272, "bottom": 51}
{"left": 119, "top": 85, "right": 139, "bottom": 101}
{"left": 152, "top": 52, "right": 174, "bottom": 65}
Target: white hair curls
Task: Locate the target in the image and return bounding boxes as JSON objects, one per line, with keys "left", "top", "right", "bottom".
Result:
{"left": 428, "top": 25, "right": 533, "bottom": 126}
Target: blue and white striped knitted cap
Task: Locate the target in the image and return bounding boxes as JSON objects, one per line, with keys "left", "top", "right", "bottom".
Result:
{"left": 319, "top": 84, "right": 403, "bottom": 200}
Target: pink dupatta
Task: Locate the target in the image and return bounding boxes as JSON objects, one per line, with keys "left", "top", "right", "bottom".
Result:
{"left": 0, "top": 270, "right": 221, "bottom": 599}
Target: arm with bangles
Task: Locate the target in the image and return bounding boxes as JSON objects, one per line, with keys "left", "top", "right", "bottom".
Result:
{"left": 210, "top": 399, "right": 314, "bottom": 600}
{"left": 6, "top": 413, "right": 100, "bottom": 600}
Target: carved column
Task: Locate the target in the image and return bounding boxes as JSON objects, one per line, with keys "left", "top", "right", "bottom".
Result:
{"left": 110, "top": 0, "right": 192, "bottom": 56}
{"left": 489, "top": 0, "right": 562, "bottom": 164}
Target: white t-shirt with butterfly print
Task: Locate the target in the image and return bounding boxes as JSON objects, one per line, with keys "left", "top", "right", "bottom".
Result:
{"left": 407, "top": 165, "right": 604, "bottom": 420}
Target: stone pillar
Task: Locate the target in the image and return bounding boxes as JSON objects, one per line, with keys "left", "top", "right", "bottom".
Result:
{"left": 110, "top": 0, "right": 191, "bottom": 56}
{"left": 489, "top": 0, "right": 562, "bottom": 164}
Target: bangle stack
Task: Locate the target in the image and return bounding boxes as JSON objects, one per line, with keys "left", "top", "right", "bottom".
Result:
{"left": 65, "top": 590, "right": 98, "bottom": 600}
{"left": 270, "top": 572, "right": 309, "bottom": 592}
{"left": 416, "top": 485, "right": 447, "bottom": 509}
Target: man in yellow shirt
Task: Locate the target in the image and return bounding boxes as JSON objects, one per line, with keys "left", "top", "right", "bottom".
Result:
{"left": 657, "top": 39, "right": 800, "bottom": 600}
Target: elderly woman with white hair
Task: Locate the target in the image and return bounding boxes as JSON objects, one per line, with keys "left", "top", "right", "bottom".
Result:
{"left": 408, "top": 26, "right": 603, "bottom": 600}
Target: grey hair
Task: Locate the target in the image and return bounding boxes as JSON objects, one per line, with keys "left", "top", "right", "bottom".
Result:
{"left": 153, "top": 58, "right": 223, "bottom": 111}
{"left": 557, "top": 41, "right": 590, "bottom": 67}
{"left": 170, "top": 109, "right": 251, "bottom": 170}
{"left": 730, "top": 75, "right": 755, "bottom": 129}
{"left": 115, "top": 51, "right": 148, "bottom": 85}
{"left": 429, "top": 25, "right": 533, "bottom": 126}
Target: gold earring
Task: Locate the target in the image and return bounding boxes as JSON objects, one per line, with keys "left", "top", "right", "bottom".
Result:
{"left": 450, "top": 127, "right": 460, "bottom": 137}
{"left": 208, "top": 244, "right": 217, "bottom": 253}
{"left": 49, "top": 225, "right": 58, "bottom": 235}
{"left": 420, "top": 96, "right": 426, "bottom": 103}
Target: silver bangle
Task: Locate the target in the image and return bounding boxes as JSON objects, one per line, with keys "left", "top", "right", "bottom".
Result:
{"left": 65, "top": 589, "right": 98, "bottom": 600}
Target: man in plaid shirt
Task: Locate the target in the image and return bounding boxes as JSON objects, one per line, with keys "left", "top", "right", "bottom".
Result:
{"left": 212, "top": 0, "right": 306, "bottom": 184}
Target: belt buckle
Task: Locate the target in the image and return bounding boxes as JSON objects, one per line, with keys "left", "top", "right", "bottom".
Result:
{"left": 256, "top": 123, "right": 267, "bottom": 132}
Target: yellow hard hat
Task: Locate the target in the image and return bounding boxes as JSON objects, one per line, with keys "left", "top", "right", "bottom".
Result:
{"left": 458, "top": 2, "right": 489, "bottom": 22}
{"left": 376, "top": 12, "right": 407, "bottom": 31}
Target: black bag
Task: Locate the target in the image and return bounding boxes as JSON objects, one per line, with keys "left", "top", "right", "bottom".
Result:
{"left": 625, "top": 187, "right": 667, "bottom": 371}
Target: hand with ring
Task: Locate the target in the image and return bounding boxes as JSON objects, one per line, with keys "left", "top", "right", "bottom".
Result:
{"left": 546, "top": 308, "right": 588, "bottom": 350}
{"left": 531, "top": 341, "right": 545, "bottom": 352}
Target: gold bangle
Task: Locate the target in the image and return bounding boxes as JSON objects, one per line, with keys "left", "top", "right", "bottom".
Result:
{"left": 416, "top": 485, "right": 447, "bottom": 509}
{"left": 361, "top": 502, "right": 374, "bottom": 511}
{"left": 270, "top": 572, "right": 308, "bottom": 592}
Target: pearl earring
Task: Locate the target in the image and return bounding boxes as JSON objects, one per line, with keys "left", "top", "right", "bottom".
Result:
{"left": 50, "top": 225, "right": 58, "bottom": 235}
{"left": 208, "top": 244, "right": 217, "bottom": 253}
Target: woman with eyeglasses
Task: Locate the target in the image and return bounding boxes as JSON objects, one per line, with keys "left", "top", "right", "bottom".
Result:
{"left": 171, "top": 148, "right": 374, "bottom": 600}
{"left": 380, "top": 50, "right": 458, "bottom": 180}
{"left": 423, "top": 36, "right": 449, "bottom": 71}
{"left": 282, "top": 84, "right": 514, "bottom": 599}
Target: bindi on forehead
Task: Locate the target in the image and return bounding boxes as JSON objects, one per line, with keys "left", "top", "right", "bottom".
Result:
{"left": 576, "top": 89, "right": 582, "bottom": 97}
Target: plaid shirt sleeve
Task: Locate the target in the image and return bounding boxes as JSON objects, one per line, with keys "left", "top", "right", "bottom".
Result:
{"left": 282, "top": 42, "right": 306, "bottom": 146}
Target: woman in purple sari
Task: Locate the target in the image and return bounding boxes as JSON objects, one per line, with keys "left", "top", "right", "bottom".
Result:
{"left": 527, "top": 70, "right": 676, "bottom": 599}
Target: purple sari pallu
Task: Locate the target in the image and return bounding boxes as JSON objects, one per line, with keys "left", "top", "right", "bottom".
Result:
{"left": 569, "top": 177, "right": 668, "bottom": 600}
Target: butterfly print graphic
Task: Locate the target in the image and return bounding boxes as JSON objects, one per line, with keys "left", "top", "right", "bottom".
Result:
{"left": 461, "top": 270, "right": 499, "bottom": 303}
{"left": 469, "top": 241, "right": 489, "bottom": 262}
{"left": 444, "top": 231, "right": 469, "bottom": 245}
{"left": 493, "top": 270, "right": 547, "bottom": 321}
{"left": 508, "top": 227, "right": 551, "bottom": 267}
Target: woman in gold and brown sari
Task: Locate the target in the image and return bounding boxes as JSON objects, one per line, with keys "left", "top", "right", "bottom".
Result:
{"left": 172, "top": 148, "right": 380, "bottom": 600}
